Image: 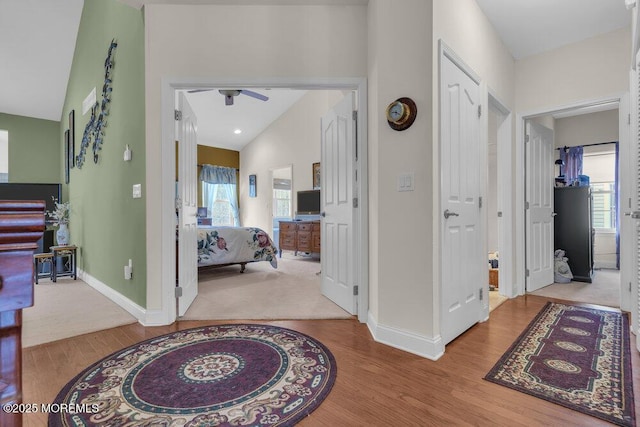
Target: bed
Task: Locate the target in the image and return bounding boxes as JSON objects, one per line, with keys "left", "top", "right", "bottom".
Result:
{"left": 197, "top": 226, "right": 278, "bottom": 273}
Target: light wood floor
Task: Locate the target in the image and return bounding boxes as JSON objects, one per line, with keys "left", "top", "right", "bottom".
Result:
{"left": 22, "top": 295, "right": 640, "bottom": 426}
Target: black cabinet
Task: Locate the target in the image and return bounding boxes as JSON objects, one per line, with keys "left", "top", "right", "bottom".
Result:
{"left": 554, "top": 186, "right": 593, "bottom": 282}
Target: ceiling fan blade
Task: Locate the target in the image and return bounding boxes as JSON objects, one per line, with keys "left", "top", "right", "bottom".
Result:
{"left": 240, "top": 89, "right": 269, "bottom": 102}
{"left": 187, "top": 89, "right": 213, "bottom": 94}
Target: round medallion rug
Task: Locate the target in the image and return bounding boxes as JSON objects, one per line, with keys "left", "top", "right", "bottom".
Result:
{"left": 49, "top": 324, "right": 337, "bottom": 426}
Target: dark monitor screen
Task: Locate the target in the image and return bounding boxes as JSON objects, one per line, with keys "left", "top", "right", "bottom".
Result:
{"left": 197, "top": 206, "right": 208, "bottom": 217}
{"left": 0, "top": 183, "right": 61, "bottom": 213}
{"left": 297, "top": 189, "right": 320, "bottom": 214}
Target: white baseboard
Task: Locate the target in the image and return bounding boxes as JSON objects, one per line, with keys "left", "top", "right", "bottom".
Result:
{"left": 366, "top": 312, "right": 444, "bottom": 360}
{"left": 77, "top": 269, "right": 148, "bottom": 325}
{"left": 594, "top": 261, "right": 617, "bottom": 270}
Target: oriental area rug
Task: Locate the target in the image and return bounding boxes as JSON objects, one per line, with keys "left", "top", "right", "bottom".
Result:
{"left": 485, "top": 302, "right": 635, "bottom": 427}
{"left": 49, "top": 324, "right": 336, "bottom": 426}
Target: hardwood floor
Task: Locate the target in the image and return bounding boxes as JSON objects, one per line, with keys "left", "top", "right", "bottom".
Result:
{"left": 22, "top": 295, "right": 639, "bottom": 426}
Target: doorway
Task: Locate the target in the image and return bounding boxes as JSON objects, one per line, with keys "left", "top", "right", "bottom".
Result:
{"left": 487, "top": 92, "right": 512, "bottom": 310}
{"left": 164, "top": 79, "right": 369, "bottom": 324}
{"left": 271, "top": 165, "right": 293, "bottom": 252}
{"left": 517, "top": 96, "right": 631, "bottom": 314}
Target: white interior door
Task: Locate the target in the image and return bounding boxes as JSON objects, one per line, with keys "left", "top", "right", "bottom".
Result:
{"left": 440, "top": 52, "right": 483, "bottom": 345}
{"left": 177, "top": 93, "right": 199, "bottom": 316}
{"left": 618, "top": 93, "right": 632, "bottom": 315}
{"left": 320, "top": 93, "right": 357, "bottom": 314}
{"left": 632, "top": 58, "right": 640, "bottom": 350}
{"left": 525, "top": 121, "right": 555, "bottom": 292}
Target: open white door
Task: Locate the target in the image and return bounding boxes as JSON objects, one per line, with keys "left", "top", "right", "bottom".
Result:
{"left": 440, "top": 50, "right": 483, "bottom": 345}
{"left": 525, "top": 121, "right": 555, "bottom": 292}
{"left": 177, "top": 93, "right": 199, "bottom": 316}
{"left": 320, "top": 93, "right": 357, "bottom": 314}
{"left": 618, "top": 93, "right": 632, "bottom": 315}
{"left": 631, "top": 59, "right": 640, "bottom": 350}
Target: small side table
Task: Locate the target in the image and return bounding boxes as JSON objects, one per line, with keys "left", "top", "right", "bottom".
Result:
{"left": 51, "top": 245, "right": 77, "bottom": 282}
{"left": 33, "top": 252, "right": 54, "bottom": 284}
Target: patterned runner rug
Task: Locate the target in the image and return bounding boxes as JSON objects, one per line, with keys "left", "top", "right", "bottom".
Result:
{"left": 485, "top": 302, "right": 635, "bottom": 426}
{"left": 49, "top": 324, "right": 336, "bottom": 426}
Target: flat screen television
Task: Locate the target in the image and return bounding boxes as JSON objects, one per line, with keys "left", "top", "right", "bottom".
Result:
{"left": 296, "top": 189, "right": 320, "bottom": 215}
{"left": 0, "top": 183, "right": 61, "bottom": 213}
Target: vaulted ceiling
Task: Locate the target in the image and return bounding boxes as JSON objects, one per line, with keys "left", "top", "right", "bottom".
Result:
{"left": 0, "top": 0, "right": 632, "bottom": 147}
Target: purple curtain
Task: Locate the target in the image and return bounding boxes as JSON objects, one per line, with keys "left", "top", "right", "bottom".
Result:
{"left": 559, "top": 146, "right": 583, "bottom": 184}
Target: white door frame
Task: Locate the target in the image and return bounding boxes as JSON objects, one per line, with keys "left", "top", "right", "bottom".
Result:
{"left": 158, "top": 77, "right": 369, "bottom": 324}
{"left": 514, "top": 93, "right": 630, "bottom": 310}
{"left": 487, "top": 90, "right": 514, "bottom": 300}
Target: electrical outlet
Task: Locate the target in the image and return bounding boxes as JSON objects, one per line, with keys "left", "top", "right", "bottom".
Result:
{"left": 124, "top": 259, "right": 133, "bottom": 280}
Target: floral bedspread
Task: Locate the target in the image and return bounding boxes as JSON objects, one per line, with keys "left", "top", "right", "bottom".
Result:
{"left": 197, "top": 226, "right": 278, "bottom": 269}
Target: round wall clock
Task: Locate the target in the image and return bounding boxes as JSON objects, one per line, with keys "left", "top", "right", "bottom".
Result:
{"left": 386, "top": 97, "right": 417, "bottom": 131}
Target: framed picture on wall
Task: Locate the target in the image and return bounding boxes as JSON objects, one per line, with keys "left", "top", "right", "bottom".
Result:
{"left": 249, "top": 174, "right": 257, "bottom": 198}
{"left": 64, "top": 130, "right": 70, "bottom": 184}
{"left": 312, "top": 162, "right": 320, "bottom": 189}
{"left": 68, "top": 110, "right": 75, "bottom": 168}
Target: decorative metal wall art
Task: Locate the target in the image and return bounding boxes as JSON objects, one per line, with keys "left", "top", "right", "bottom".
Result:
{"left": 76, "top": 39, "right": 118, "bottom": 168}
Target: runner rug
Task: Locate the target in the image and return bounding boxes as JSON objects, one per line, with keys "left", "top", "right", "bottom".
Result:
{"left": 49, "top": 324, "right": 336, "bottom": 426}
{"left": 485, "top": 302, "right": 635, "bottom": 426}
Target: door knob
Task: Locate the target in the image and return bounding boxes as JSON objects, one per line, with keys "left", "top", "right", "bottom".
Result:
{"left": 444, "top": 209, "right": 459, "bottom": 219}
{"left": 320, "top": 211, "right": 326, "bottom": 217}
{"left": 551, "top": 212, "right": 558, "bottom": 217}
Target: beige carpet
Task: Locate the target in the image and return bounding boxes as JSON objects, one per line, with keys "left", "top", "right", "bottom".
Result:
{"left": 489, "top": 290, "right": 508, "bottom": 312}
{"left": 22, "top": 278, "right": 137, "bottom": 348}
{"left": 529, "top": 269, "right": 620, "bottom": 308}
{"left": 181, "top": 253, "right": 352, "bottom": 320}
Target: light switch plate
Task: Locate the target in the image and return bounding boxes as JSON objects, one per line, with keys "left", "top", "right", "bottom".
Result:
{"left": 397, "top": 173, "right": 414, "bottom": 192}
{"left": 133, "top": 184, "right": 142, "bottom": 198}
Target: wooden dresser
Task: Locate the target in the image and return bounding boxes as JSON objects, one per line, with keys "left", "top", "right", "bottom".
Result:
{"left": 279, "top": 220, "right": 320, "bottom": 257}
{"left": 0, "top": 201, "right": 45, "bottom": 427}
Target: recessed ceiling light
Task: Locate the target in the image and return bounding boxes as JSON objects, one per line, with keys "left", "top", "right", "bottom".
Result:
{"left": 234, "top": 129, "right": 242, "bottom": 134}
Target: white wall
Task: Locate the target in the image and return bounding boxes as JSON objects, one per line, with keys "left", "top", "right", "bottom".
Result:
{"left": 144, "top": 4, "right": 367, "bottom": 311}
{"left": 554, "top": 109, "right": 618, "bottom": 148}
{"left": 240, "top": 90, "right": 343, "bottom": 233}
{"left": 367, "top": 0, "right": 434, "bottom": 340}
{"left": 516, "top": 27, "right": 631, "bottom": 113}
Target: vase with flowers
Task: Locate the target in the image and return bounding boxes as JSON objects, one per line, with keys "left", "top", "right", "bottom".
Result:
{"left": 48, "top": 197, "right": 71, "bottom": 245}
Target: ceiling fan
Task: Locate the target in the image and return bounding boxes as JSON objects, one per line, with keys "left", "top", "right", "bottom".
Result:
{"left": 187, "top": 89, "right": 269, "bottom": 106}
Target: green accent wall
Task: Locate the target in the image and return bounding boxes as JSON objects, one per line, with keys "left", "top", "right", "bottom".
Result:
{"left": 62, "top": 0, "right": 146, "bottom": 306}
{"left": 0, "top": 113, "right": 60, "bottom": 183}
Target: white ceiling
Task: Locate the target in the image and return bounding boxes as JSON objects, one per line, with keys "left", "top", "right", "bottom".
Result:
{"left": 0, "top": 0, "right": 633, "bottom": 143}
{"left": 0, "top": 0, "right": 83, "bottom": 121}
{"left": 475, "top": 0, "right": 631, "bottom": 60}
{"left": 180, "top": 88, "right": 307, "bottom": 151}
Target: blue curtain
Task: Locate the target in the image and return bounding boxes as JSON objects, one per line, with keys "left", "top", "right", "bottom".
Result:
{"left": 200, "top": 165, "right": 240, "bottom": 226}
{"left": 559, "top": 146, "right": 583, "bottom": 184}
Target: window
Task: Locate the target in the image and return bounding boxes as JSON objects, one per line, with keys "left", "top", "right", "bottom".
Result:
{"left": 200, "top": 165, "right": 240, "bottom": 226}
{"left": 582, "top": 151, "right": 616, "bottom": 231}
{"left": 203, "top": 182, "right": 237, "bottom": 226}
{"left": 273, "top": 188, "right": 292, "bottom": 217}
{"left": 0, "top": 130, "right": 8, "bottom": 182}
{"left": 272, "top": 177, "right": 292, "bottom": 218}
